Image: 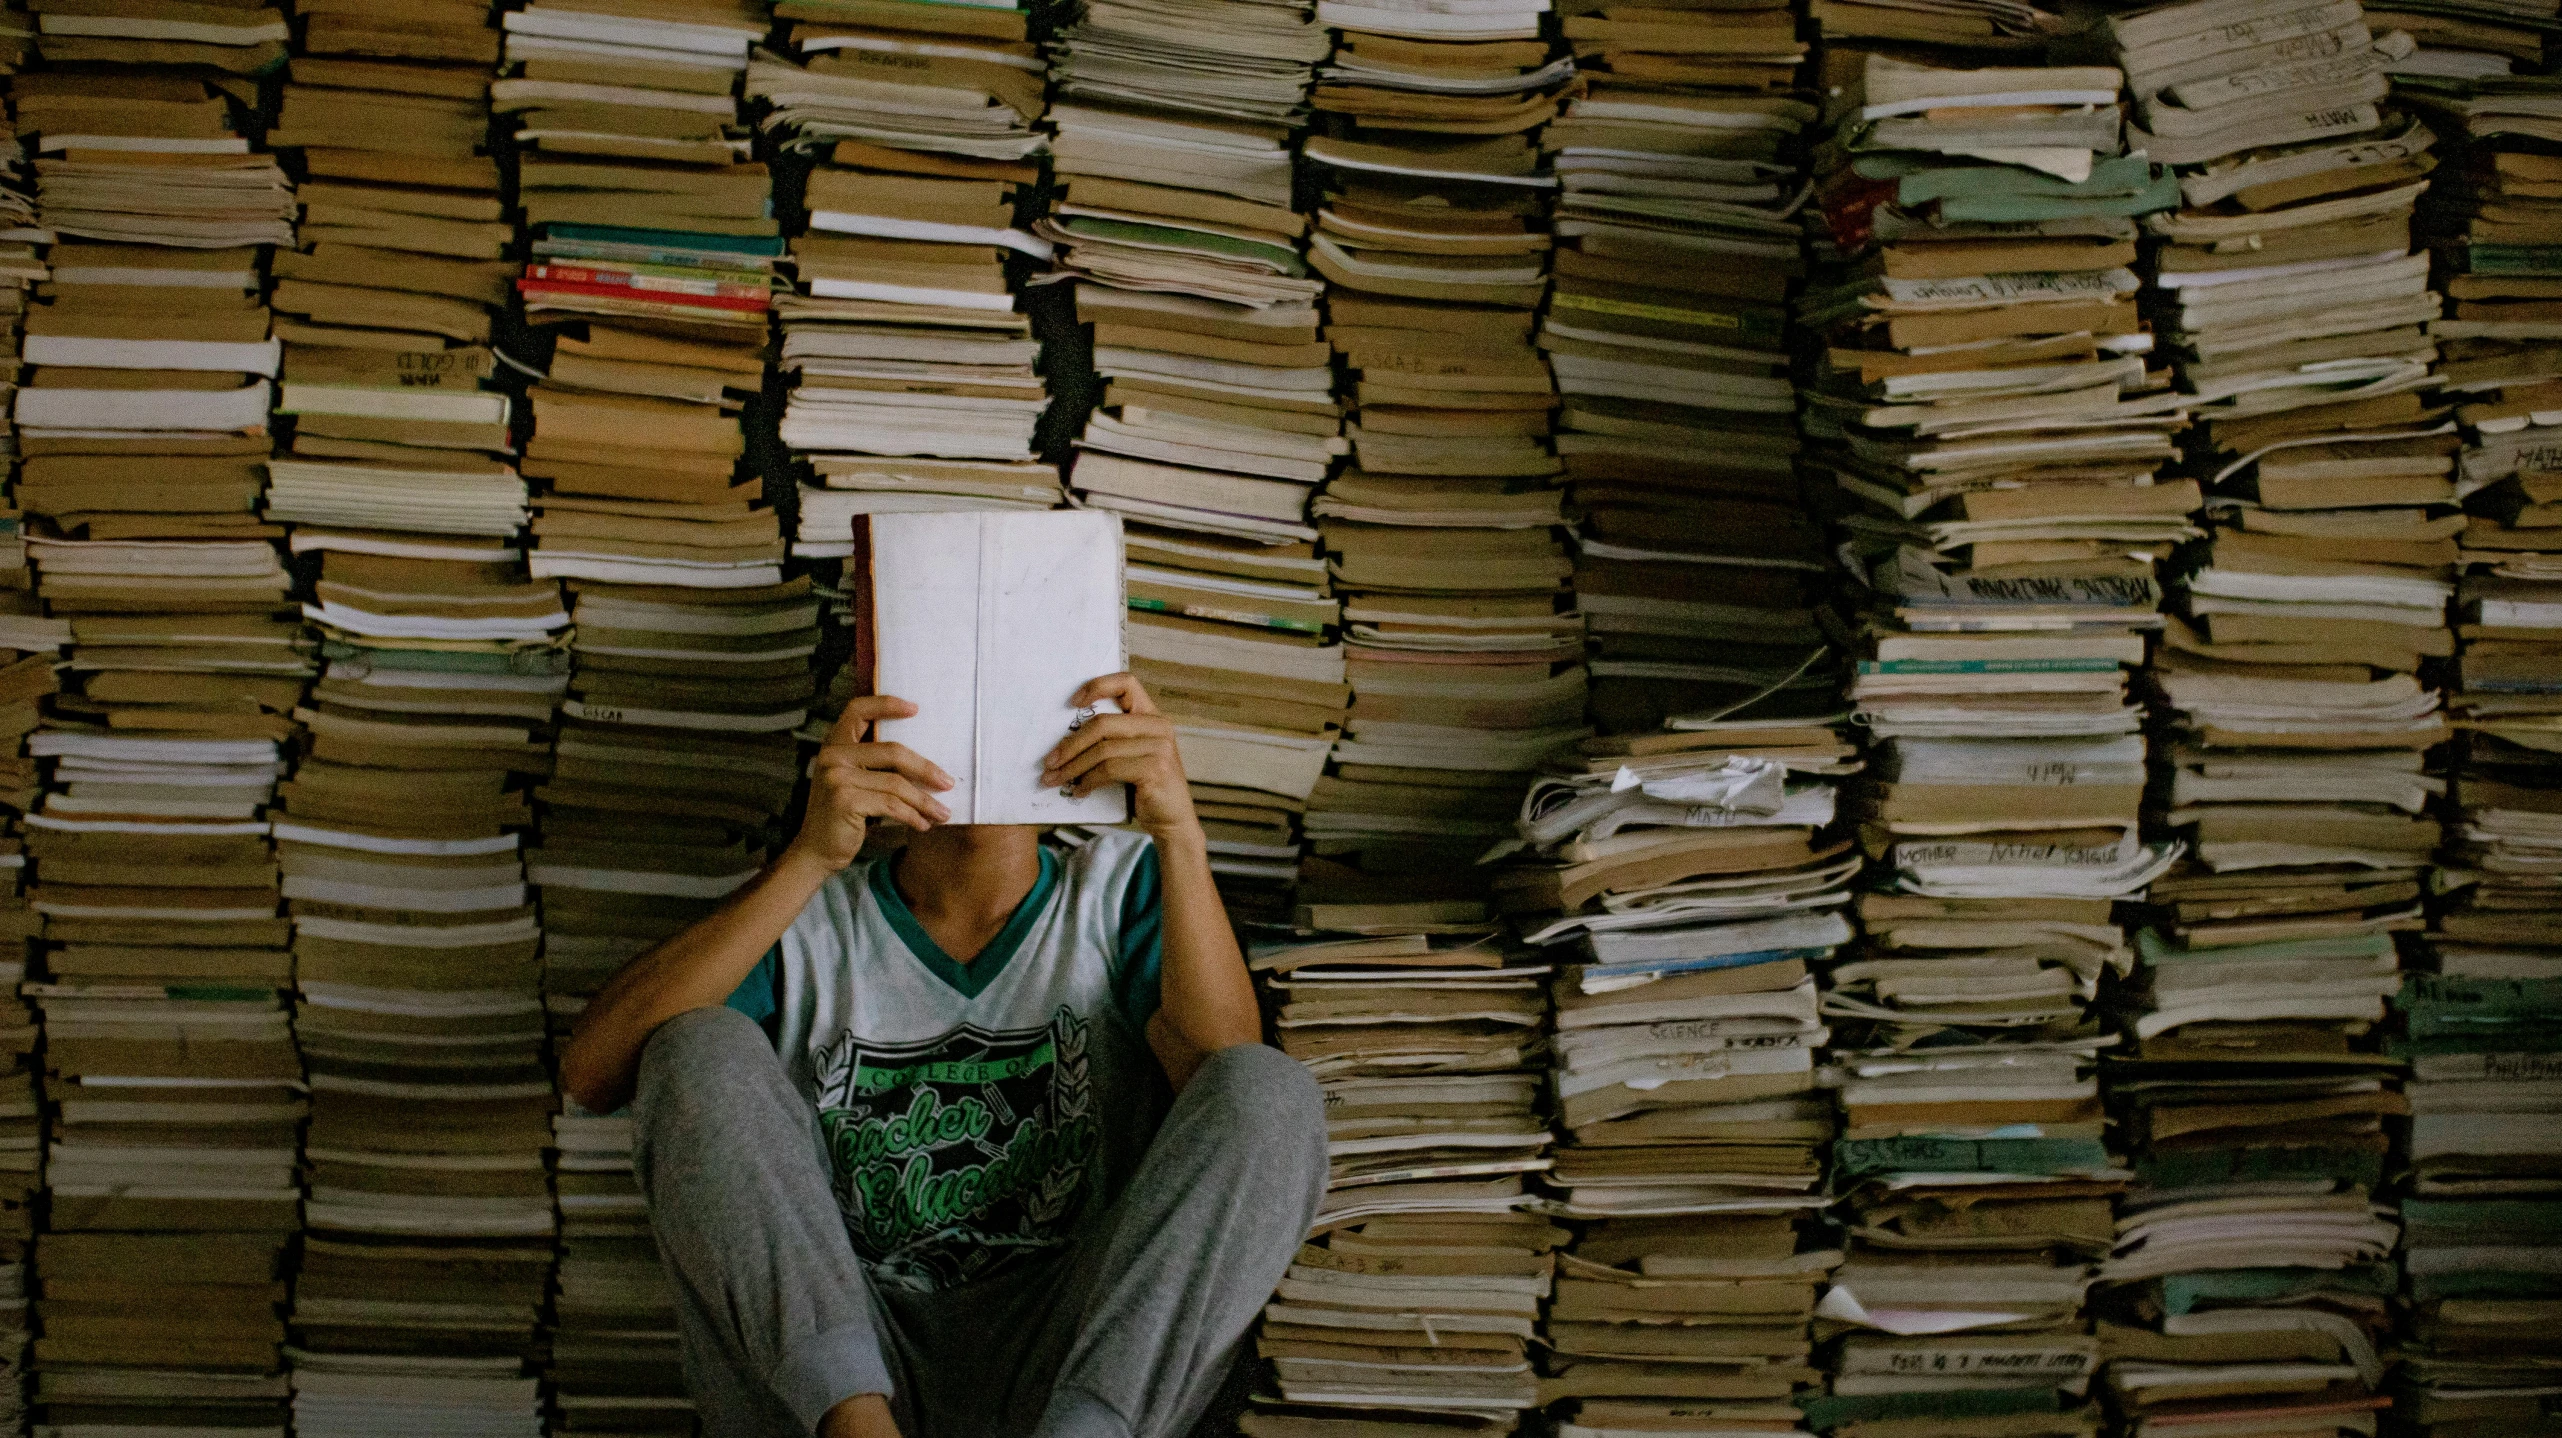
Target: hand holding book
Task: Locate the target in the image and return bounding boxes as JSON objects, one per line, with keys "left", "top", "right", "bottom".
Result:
{"left": 790, "top": 694, "right": 958, "bottom": 870}
{"left": 1041, "top": 672, "right": 1201, "bottom": 842}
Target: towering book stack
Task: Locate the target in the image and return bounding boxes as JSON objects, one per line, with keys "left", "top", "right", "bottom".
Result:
{"left": 1539, "top": 0, "right": 1817, "bottom": 737}
{"left": 2093, "top": 957, "right": 2409, "bottom": 1438}
{"left": 1291, "top": 2, "right": 1584, "bottom": 922}
{"left": 745, "top": 2, "right": 1059, "bottom": 556}
{"left": 1044, "top": 0, "right": 1341, "bottom": 916}
{"left": 1800, "top": 50, "right": 2184, "bottom": 1437}
{"left": 550, "top": 1103, "right": 693, "bottom": 1435}
{"left": 2387, "top": 955, "right": 2562, "bottom": 1438}
{"left": 501, "top": 0, "right": 798, "bottom": 1057}
{"left": 0, "top": 114, "right": 42, "bottom": 1438}
{"left": 13, "top": 75, "right": 304, "bottom": 1438}
{"left": 1246, "top": 914, "right": 1557, "bottom": 1436}
{"left": 1500, "top": 727, "right": 1856, "bottom": 1430}
{"left": 2108, "top": 0, "right": 2455, "bottom": 902}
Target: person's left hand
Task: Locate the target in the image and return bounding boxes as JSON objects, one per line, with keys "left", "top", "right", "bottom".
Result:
{"left": 1040, "top": 672, "right": 1200, "bottom": 840}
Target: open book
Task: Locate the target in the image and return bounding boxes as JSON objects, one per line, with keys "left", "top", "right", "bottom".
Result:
{"left": 855, "top": 510, "right": 1130, "bottom": 826}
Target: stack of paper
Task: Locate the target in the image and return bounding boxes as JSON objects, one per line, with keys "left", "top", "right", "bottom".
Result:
{"left": 2112, "top": 0, "right": 2438, "bottom": 420}
{"left": 2097, "top": 911, "right": 2410, "bottom": 1437}
{"left": 1504, "top": 737, "right": 1850, "bottom": 1424}
{"left": 1248, "top": 925, "right": 1555, "bottom": 1435}
{"left": 1805, "top": 0, "right": 2059, "bottom": 52}
{"left": 14, "top": 65, "right": 305, "bottom": 1438}
{"left": 548, "top": 1108, "right": 694, "bottom": 1434}
{"left": 749, "top": 0, "right": 1045, "bottom": 160}
{"left": 1054, "top": 0, "right": 1327, "bottom": 125}
{"left": 30, "top": 0, "right": 283, "bottom": 71}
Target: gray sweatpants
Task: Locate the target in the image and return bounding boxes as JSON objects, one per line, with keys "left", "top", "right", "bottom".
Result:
{"left": 631, "top": 1006, "right": 1328, "bottom": 1438}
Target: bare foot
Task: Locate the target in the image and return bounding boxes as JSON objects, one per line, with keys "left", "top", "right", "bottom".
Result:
{"left": 820, "top": 1393, "right": 901, "bottom": 1438}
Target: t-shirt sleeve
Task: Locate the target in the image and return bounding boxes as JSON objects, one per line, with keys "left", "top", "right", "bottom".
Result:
{"left": 723, "top": 946, "right": 782, "bottom": 1039}
{"left": 1113, "top": 842, "right": 1165, "bottom": 1033}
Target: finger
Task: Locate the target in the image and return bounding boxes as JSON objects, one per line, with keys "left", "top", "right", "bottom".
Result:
{"left": 825, "top": 694, "right": 918, "bottom": 746}
{"left": 847, "top": 770, "right": 951, "bottom": 824}
{"left": 1071, "top": 672, "right": 1155, "bottom": 717}
{"left": 1044, "top": 738, "right": 1159, "bottom": 788}
{"left": 1070, "top": 755, "right": 1156, "bottom": 798}
{"left": 818, "top": 742, "right": 953, "bottom": 791}
{"left": 1040, "top": 713, "right": 1165, "bottom": 772}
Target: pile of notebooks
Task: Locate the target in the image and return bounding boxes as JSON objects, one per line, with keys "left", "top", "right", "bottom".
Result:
{"left": 1046, "top": 19, "right": 1345, "bottom": 915}
{"left": 1052, "top": 0, "right": 1327, "bottom": 126}
{"left": 1505, "top": 725, "right": 1854, "bottom": 1429}
{"left": 551, "top": 1105, "right": 694, "bottom": 1434}
{"left": 1248, "top": 918, "right": 1554, "bottom": 1434}
{"left": 1294, "top": 38, "right": 1587, "bottom": 910}
{"left": 2098, "top": 901, "right": 2412, "bottom": 1436}
{"left": 2387, "top": 933, "right": 2551, "bottom": 1435}
{"left": 30, "top": 0, "right": 283, "bottom": 71}
{"left": 15, "top": 79, "right": 305, "bottom": 1437}
{"left": 746, "top": 0, "right": 1063, "bottom": 557}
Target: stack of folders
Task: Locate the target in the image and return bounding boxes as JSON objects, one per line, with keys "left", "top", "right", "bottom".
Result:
{"left": 2387, "top": 950, "right": 2562, "bottom": 1438}
{"left": 13, "top": 81, "right": 303, "bottom": 1438}
{"left": 1042, "top": 2, "right": 1341, "bottom": 912}
{"left": 2095, "top": 899, "right": 2410, "bottom": 1438}
{"left": 1246, "top": 924, "right": 1556, "bottom": 1438}
{"left": 1504, "top": 732, "right": 1854, "bottom": 1431}
{"left": 550, "top": 1106, "right": 694, "bottom": 1435}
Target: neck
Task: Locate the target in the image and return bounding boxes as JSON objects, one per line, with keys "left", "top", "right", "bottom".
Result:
{"left": 894, "top": 825, "right": 1042, "bottom": 922}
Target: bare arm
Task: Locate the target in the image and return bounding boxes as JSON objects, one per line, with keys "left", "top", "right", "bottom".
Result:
{"left": 1042, "top": 673, "right": 1263, "bottom": 1089}
{"left": 558, "top": 695, "right": 954, "bottom": 1113}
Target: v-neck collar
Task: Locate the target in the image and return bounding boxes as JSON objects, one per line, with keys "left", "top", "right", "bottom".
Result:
{"left": 868, "top": 844, "right": 1060, "bottom": 999}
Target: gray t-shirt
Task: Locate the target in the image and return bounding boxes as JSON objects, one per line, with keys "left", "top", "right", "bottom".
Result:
{"left": 724, "top": 830, "right": 1166, "bottom": 1292}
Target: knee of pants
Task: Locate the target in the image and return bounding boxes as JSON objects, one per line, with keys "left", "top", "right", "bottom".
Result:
{"left": 1184, "top": 1043, "right": 1327, "bottom": 1172}
{"left": 635, "top": 1005, "right": 788, "bottom": 1138}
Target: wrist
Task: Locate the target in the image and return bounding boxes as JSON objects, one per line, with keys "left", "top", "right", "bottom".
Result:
{"left": 1141, "top": 817, "right": 1210, "bottom": 858}
{"left": 773, "top": 839, "right": 852, "bottom": 887}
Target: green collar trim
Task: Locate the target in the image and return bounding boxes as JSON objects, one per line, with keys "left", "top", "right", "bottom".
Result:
{"left": 869, "top": 845, "right": 1060, "bottom": 998}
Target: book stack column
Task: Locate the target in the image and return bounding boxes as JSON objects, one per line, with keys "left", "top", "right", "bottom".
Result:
{"left": 1291, "top": 4, "right": 1585, "bottom": 921}
{"left": 256, "top": 6, "right": 564, "bottom": 1431}
{"left": 0, "top": 119, "right": 44, "bottom": 1437}
{"left": 746, "top": 0, "right": 1061, "bottom": 565}
{"left": 1244, "top": 914, "right": 1558, "bottom": 1436}
{"left": 1045, "top": 0, "right": 1343, "bottom": 918}
{"left": 500, "top": 0, "right": 798, "bottom": 1065}
{"left": 550, "top": 1100, "right": 695, "bottom": 1436}
{"left": 1796, "top": 47, "right": 2183, "bottom": 1438}
{"left": 2106, "top": 0, "right": 2455, "bottom": 920}
{"left": 2386, "top": 945, "right": 2562, "bottom": 1437}
{"left": 1538, "top": 0, "right": 1821, "bottom": 739}
{"left": 1499, "top": 727, "right": 1860, "bottom": 1433}
{"left": 12, "top": 69, "right": 303, "bottom": 1438}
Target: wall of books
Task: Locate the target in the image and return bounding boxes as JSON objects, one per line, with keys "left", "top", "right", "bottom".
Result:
{"left": 0, "top": 0, "right": 2552, "bottom": 1432}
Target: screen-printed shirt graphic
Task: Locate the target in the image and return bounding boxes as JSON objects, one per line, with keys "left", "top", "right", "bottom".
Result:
{"left": 727, "top": 829, "right": 1167, "bottom": 1294}
{"left": 812, "top": 1009, "right": 1100, "bottom": 1290}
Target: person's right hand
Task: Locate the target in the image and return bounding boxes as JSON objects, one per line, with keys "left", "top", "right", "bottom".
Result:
{"left": 786, "top": 695, "right": 954, "bottom": 872}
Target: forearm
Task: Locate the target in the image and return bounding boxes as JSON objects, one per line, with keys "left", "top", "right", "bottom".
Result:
{"left": 1150, "top": 826, "right": 1262, "bottom": 1059}
{"left": 560, "top": 846, "right": 837, "bottom": 1113}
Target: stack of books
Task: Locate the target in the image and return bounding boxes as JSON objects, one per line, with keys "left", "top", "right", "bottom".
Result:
{"left": 1504, "top": 729, "right": 1853, "bottom": 1428}
{"left": 2097, "top": 918, "right": 2410, "bottom": 1436}
{"left": 1045, "top": 0, "right": 1343, "bottom": 915}
{"left": 1247, "top": 921, "right": 1555, "bottom": 1436}
{"left": 1052, "top": 0, "right": 1327, "bottom": 125}
{"left": 747, "top": 0, "right": 1061, "bottom": 549}
{"left": 1803, "top": 0, "right": 2059, "bottom": 52}
{"left": 29, "top": 0, "right": 283, "bottom": 72}
{"left": 1288, "top": 4, "right": 1583, "bottom": 903}
{"left": 0, "top": 616, "right": 50, "bottom": 1435}
{"left": 1538, "top": 14, "right": 1813, "bottom": 736}
{"left": 15, "top": 82, "right": 304, "bottom": 1438}
{"left": 550, "top": 1106, "right": 693, "bottom": 1434}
